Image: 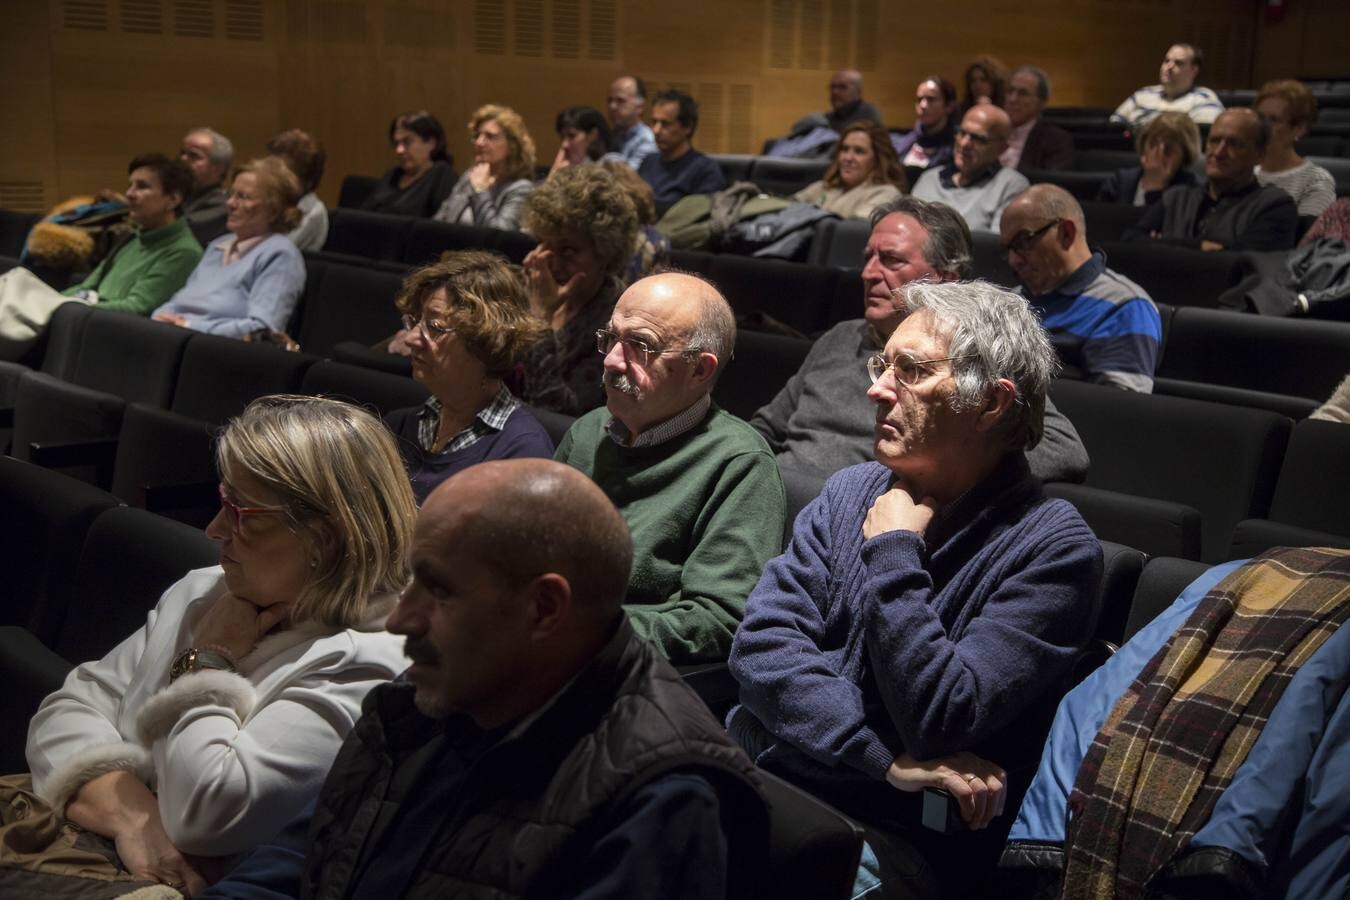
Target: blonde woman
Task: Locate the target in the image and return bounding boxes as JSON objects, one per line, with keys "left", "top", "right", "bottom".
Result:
{"left": 152, "top": 156, "right": 306, "bottom": 338}
{"left": 433, "top": 104, "right": 537, "bottom": 230}
{"left": 1095, "top": 111, "right": 1202, "bottom": 207}
{"left": 12, "top": 396, "right": 415, "bottom": 894}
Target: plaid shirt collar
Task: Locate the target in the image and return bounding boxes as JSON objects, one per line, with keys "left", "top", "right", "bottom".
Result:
{"left": 416, "top": 385, "right": 520, "bottom": 454}
{"left": 606, "top": 393, "right": 711, "bottom": 449}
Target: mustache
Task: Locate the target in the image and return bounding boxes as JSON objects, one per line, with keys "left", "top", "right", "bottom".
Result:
{"left": 603, "top": 371, "right": 641, "bottom": 397}
{"left": 403, "top": 637, "right": 439, "bottom": 667}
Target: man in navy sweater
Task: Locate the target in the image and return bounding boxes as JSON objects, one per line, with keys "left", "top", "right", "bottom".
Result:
{"left": 728, "top": 280, "right": 1102, "bottom": 897}
{"left": 638, "top": 89, "right": 726, "bottom": 217}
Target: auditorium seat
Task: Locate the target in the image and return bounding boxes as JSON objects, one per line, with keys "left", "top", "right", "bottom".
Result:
{"left": 823, "top": 268, "right": 864, "bottom": 329}
{"left": 322, "top": 208, "right": 415, "bottom": 261}
{"left": 1081, "top": 201, "right": 1144, "bottom": 242}
{"left": 760, "top": 770, "right": 864, "bottom": 900}
{"left": 1308, "top": 156, "right": 1350, "bottom": 195}
{"left": 108, "top": 403, "right": 219, "bottom": 527}
{"left": 669, "top": 248, "right": 714, "bottom": 275}
{"left": 970, "top": 231, "right": 1017, "bottom": 288}
{"left": 710, "top": 153, "right": 756, "bottom": 185}
{"left": 779, "top": 465, "right": 827, "bottom": 545}
{"left": 332, "top": 341, "right": 415, "bottom": 377}
{"left": 1096, "top": 241, "right": 1247, "bottom": 308}
{"left": 337, "top": 174, "right": 381, "bottom": 209}
{"left": 171, "top": 334, "right": 319, "bottom": 425}
{"left": 707, "top": 255, "right": 836, "bottom": 334}
{"left": 0, "top": 209, "right": 39, "bottom": 258}
{"left": 402, "top": 219, "right": 495, "bottom": 266}
{"left": 750, "top": 157, "right": 831, "bottom": 197}
{"left": 1093, "top": 540, "right": 1148, "bottom": 648}
{"left": 712, "top": 329, "right": 812, "bottom": 420}
{"left": 292, "top": 260, "right": 404, "bottom": 357}
{"left": 1022, "top": 168, "right": 1109, "bottom": 200}
{"left": 1073, "top": 149, "right": 1138, "bottom": 172}
{"left": 1121, "top": 555, "right": 1211, "bottom": 643}
{"left": 1228, "top": 519, "right": 1350, "bottom": 559}
{"left": 0, "top": 505, "right": 218, "bottom": 773}
{"left": 301, "top": 359, "right": 429, "bottom": 419}
{"left": 1050, "top": 379, "right": 1291, "bottom": 562}
{"left": 1155, "top": 306, "right": 1350, "bottom": 404}
{"left": 807, "top": 218, "right": 869, "bottom": 269}
{"left": 1263, "top": 418, "right": 1350, "bottom": 538}
{"left": 1296, "top": 136, "right": 1342, "bottom": 157}
{"left": 1045, "top": 482, "right": 1202, "bottom": 561}
{"left": 526, "top": 406, "right": 576, "bottom": 447}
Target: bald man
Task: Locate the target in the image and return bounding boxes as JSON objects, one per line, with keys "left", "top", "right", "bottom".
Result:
{"left": 555, "top": 272, "right": 786, "bottom": 665}
{"left": 912, "top": 104, "right": 1030, "bottom": 232}
{"left": 203, "top": 459, "right": 767, "bottom": 899}
{"left": 827, "top": 69, "right": 883, "bottom": 132}
{"left": 1002, "top": 185, "right": 1161, "bottom": 392}
{"left": 1125, "top": 107, "right": 1298, "bottom": 252}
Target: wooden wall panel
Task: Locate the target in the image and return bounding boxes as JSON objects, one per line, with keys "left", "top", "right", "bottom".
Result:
{"left": 0, "top": 0, "right": 1332, "bottom": 213}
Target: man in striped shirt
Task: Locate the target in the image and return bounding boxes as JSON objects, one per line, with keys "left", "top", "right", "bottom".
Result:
{"left": 1111, "top": 44, "right": 1225, "bottom": 128}
{"left": 1002, "top": 184, "right": 1161, "bottom": 393}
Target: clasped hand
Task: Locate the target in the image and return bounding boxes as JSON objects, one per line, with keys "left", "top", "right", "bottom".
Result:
{"left": 885, "top": 751, "right": 1007, "bottom": 831}
{"left": 192, "top": 591, "right": 291, "bottom": 664}
{"left": 862, "top": 480, "right": 937, "bottom": 540}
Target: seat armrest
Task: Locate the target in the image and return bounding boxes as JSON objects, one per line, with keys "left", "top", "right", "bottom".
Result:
{"left": 28, "top": 437, "right": 119, "bottom": 469}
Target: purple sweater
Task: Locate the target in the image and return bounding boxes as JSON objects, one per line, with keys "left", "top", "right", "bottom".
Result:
{"left": 727, "top": 455, "right": 1101, "bottom": 809}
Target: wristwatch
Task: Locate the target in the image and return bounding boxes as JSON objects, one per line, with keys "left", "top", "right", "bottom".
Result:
{"left": 169, "top": 647, "right": 236, "bottom": 682}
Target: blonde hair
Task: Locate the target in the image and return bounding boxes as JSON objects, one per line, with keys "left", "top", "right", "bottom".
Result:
{"left": 395, "top": 251, "right": 546, "bottom": 376}
{"left": 237, "top": 156, "right": 302, "bottom": 233}
{"left": 469, "top": 104, "right": 537, "bottom": 182}
{"left": 216, "top": 395, "right": 416, "bottom": 628}
{"left": 1137, "top": 112, "right": 1203, "bottom": 167}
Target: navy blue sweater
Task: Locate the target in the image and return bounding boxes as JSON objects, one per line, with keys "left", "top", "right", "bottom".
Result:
{"left": 386, "top": 405, "right": 554, "bottom": 504}
{"left": 727, "top": 455, "right": 1101, "bottom": 809}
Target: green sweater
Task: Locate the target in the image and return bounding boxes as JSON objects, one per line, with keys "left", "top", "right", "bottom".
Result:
{"left": 65, "top": 218, "right": 202, "bottom": 315}
{"left": 556, "top": 404, "right": 786, "bottom": 664}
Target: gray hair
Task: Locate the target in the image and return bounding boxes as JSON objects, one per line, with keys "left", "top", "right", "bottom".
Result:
{"left": 1013, "top": 65, "right": 1051, "bottom": 103}
{"left": 686, "top": 279, "right": 736, "bottom": 387}
{"left": 869, "top": 196, "right": 975, "bottom": 279}
{"left": 896, "top": 280, "right": 1059, "bottom": 449}
{"left": 189, "top": 126, "right": 234, "bottom": 169}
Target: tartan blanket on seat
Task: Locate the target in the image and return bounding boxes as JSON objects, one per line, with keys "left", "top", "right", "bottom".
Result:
{"left": 1060, "top": 546, "right": 1350, "bottom": 900}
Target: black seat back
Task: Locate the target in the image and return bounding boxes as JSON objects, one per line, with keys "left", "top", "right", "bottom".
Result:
{"left": 1268, "top": 419, "right": 1350, "bottom": 536}
{"left": 301, "top": 360, "right": 429, "bottom": 420}
{"left": 1122, "top": 556, "right": 1212, "bottom": 643}
{"left": 170, "top": 335, "right": 318, "bottom": 424}
{"left": 708, "top": 255, "right": 835, "bottom": 335}
{"left": 1098, "top": 241, "right": 1247, "bottom": 309}
{"left": 69, "top": 310, "right": 193, "bottom": 406}
{"left": 293, "top": 262, "right": 405, "bottom": 358}
{"left": 760, "top": 769, "right": 864, "bottom": 900}
{"left": 711, "top": 154, "right": 756, "bottom": 185}
{"left": 110, "top": 403, "right": 220, "bottom": 527}
{"left": 338, "top": 174, "right": 381, "bottom": 209}
{"left": 323, "top": 208, "right": 415, "bottom": 261}
{"left": 713, "top": 330, "right": 813, "bottom": 421}
{"left": 1081, "top": 201, "right": 1145, "bottom": 243}
{"left": 750, "top": 157, "right": 831, "bottom": 196}
{"left": 0, "top": 209, "right": 40, "bottom": 257}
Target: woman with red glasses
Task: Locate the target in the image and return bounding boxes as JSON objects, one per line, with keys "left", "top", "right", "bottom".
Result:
{"left": 15, "top": 395, "right": 415, "bottom": 895}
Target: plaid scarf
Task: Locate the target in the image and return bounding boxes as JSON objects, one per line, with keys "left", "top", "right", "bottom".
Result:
{"left": 1060, "top": 546, "right": 1350, "bottom": 900}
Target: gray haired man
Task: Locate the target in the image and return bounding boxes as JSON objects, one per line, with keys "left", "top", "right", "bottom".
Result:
{"left": 752, "top": 196, "right": 1088, "bottom": 483}
{"left": 180, "top": 126, "right": 234, "bottom": 243}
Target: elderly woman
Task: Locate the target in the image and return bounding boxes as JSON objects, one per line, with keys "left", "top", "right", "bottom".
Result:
{"left": 1095, "top": 111, "right": 1202, "bottom": 206}
{"left": 433, "top": 105, "right": 536, "bottom": 230}
{"left": 1255, "top": 79, "right": 1337, "bottom": 218}
{"left": 151, "top": 157, "right": 306, "bottom": 339}
{"left": 361, "top": 110, "right": 457, "bottom": 218}
{"left": 519, "top": 165, "right": 638, "bottom": 415}
{"left": 548, "top": 105, "right": 610, "bottom": 178}
{"left": 384, "top": 252, "right": 553, "bottom": 504}
{"left": 16, "top": 395, "right": 414, "bottom": 895}
{"left": 794, "top": 120, "right": 907, "bottom": 220}
{"left": 267, "top": 128, "right": 329, "bottom": 251}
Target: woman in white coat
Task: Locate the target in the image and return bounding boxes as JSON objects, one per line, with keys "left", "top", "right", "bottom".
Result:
{"left": 18, "top": 395, "right": 416, "bottom": 895}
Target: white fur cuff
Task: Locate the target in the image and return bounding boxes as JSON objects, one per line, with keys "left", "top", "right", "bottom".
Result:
{"left": 136, "top": 668, "right": 258, "bottom": 746}
{"left": 44, "top": 741, "right": 153, "bottom": 815}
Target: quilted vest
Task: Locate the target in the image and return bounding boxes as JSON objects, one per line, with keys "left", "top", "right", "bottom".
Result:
{"left": 302, "top": 618, "right": 767, "bottom": 899}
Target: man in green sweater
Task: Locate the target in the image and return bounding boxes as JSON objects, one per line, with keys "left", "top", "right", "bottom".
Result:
{"left": 555, "top": 272, "right": 786, "bottom": 665}
{"left": 65, "top": 153, "right": 202, "bottom": 315}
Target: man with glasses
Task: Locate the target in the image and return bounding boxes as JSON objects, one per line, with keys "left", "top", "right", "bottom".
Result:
{"left": 1003, "top": 65, "right": 1074, "bottom": 173}
{"left": 1125, "top": 107, "right": 1298, "bottom": 251}
{"left": 1002, "top": 184, "right": 1160, "bottom": 392}
{"left": 554, "top": 271, "right": 785, "bottom": 665}
{"left": 911, "top": 104, "right": 1029, "bottom": 232}
{"left": 729, "top": 278, "right": 1102, "bottom": 897}
{"left": 752, "top": 196, "right": 1088, "bottom": 483}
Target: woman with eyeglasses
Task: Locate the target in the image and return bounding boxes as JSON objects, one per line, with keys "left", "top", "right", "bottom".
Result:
{"left": 384, "top": 252, "right": 553, "bottom": 504}
{"left": 433, "top": 105, "right": 537, "bottom": 231}
{"left": 151, "top": 156, "right": 306, "bottom": 339}
{"left": 19, "top": 395, "right": 415, "bottom": 895}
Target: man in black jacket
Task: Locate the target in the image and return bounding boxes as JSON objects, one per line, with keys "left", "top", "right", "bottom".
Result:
{"left": 201, "top": 459, "right": 765, "bottom": 899}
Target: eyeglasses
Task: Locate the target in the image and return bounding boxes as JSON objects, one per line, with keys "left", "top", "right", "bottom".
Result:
{"left": 218, "top": 483, "right": 290, "bottom": 535}
{"left": 595, "top": 328, "right": 700, "bottom": 366}
{"left": 1000, "top": 221, "right": 1059, "bottom": 258}
{"left": 866, "top": 352, "right": 978, "bottom": 385}
{"left": 401, "top": 313, "right": 454, "bottom": 342}
{"left": 955, "top": 127, "right": 993, "bottom": 146}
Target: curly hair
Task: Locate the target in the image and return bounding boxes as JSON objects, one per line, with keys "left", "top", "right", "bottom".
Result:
{"left": 395, "top": 250, "right": 546, "bottom": 377}
{"left": 822, "top": 119, "right": 907, "bottom": 192}
{"left": 600, "top": 160, "right": 658, "bottom": 225}
{"left": 236, "top": 156, "right": 302, "bottom": 233}
{"left": 964, "top": 55, "right": 1009, "bottom": 108}
{"left": 469, "top": 104, "right": 536, "bottom": 182}
{"left": 523, "top": 166, "right": 638, "bottom": 278}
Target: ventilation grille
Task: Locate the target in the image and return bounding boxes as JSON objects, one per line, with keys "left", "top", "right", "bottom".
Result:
{"left": 121, "top": 0, "right": 163, "bottom": 34}
{"left": 317, "top": 0, "right": 367, "bottom": 43}
{"left": 225, "top": 0, "right": 263, "bottom": 40}
{"left": 657, "top": 82, "right": 757, "bottom": 155}
{"left": 473, "top": 0, "right": 616, "bottom": 60}
{"left": 769, "top": 0, "right": 877, "bottom": 71}
{"left": 1183, "top": 19, "right": 1253, "bottom": 86}
{"left": 62, "top": 0, "right": 109, "bottom": 31}
{"left": 0, "top": 182, "right": 47, "bottom": 213}
{"left": 173, "top": 0, "right": 214, "bottom": 38}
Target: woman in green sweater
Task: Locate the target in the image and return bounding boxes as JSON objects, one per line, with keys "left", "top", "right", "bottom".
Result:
{"left": 64, "top": 153, "right": 203, "bottom": 314}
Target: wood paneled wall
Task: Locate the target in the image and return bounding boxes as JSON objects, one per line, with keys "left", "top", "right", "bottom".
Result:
{"left": 0, "top": 0, "right": 1330, "bottom": 213}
